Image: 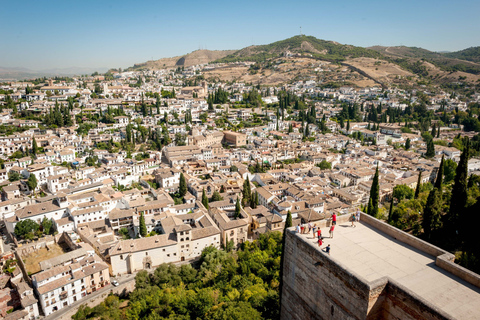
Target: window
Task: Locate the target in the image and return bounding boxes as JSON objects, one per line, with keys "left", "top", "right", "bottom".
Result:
{"left": 72, "top": 289, "right": 76, "bottom": 294}
{"left": 146, "top": 252, "right": 148, "bottom": 256}
{"left": 167, "top": 254, "right": 170, "bottom": 257}
{"left": 120, "top": 255, "right": 123, "bottom": 260}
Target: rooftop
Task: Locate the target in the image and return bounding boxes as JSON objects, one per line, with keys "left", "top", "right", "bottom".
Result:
{"left": 295, "top": 216, "right": 480, "bottom": 319}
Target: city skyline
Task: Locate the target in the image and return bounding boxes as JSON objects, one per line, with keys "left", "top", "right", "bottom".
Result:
{"left": 1, "top": 0, "right": 479, "bottom": 70}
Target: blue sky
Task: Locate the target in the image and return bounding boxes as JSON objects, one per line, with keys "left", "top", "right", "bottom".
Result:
{"left": 1, "top": 0, "right": 478, "bottom": 70}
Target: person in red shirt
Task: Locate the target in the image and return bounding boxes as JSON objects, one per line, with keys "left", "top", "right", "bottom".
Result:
{"left": 329, "top": 225, "right": 335, "bottom": 238}
{"left": 318, "top": 237, "right": 323, "bottom": 247}
{"left": 332, "top": 213, "right": 337, "bottom": 225}
{"left": 317, "top": 229, "right": 322, "bottom": 240}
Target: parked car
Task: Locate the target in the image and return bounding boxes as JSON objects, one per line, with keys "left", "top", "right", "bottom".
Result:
{"left": 112, "top": 280, "right": 119, "bottom": 287}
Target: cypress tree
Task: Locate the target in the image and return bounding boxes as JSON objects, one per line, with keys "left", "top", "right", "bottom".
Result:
{"left": 434, "top": 155, "right": 444, "bottom": 190}
{"left": 431, "top": 123, "right": 436, "bottom": 137}
{"left": 414, "top": 171, "right": 422, "bottom": 199}
{"left": 448, "top": 137, "right": 470, "bottom": 235}
{"left": 425, "top": 138, "right": 435, "bottom": 158}
{"left": 179, "top": 173, "right": 187, "bottom": 197}
{"left": 279, "top": 210, "right": 292, "bottom": 308}
{"left": 422, "top": 188, "right": 443, "bottom": 240}
{"left": 139, "top": 212, "right": 147, "bottom": 237}
{"left": 367, "top": 165, "right": 380, "bottom": 217}
{"left": 32, "top": 137, "right": 38, "bottom": 157}
{"left": 387, "top": 197, "right": 394, "bottom": 224}
{"left": 202, "top": 188, "right": 209, "bottom": 210}
{"left": 234, "top": 197, "right": 241, "bottom": 219}
{"left": 405, "top": 138, "right": 411, "bottom": 150}
{"left": 243, "top": 177, "right": 251, "bottom": 207}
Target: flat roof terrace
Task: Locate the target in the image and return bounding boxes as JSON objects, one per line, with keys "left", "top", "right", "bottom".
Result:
{"left": 295, "top": 215, "right": 480, "bottom": 319}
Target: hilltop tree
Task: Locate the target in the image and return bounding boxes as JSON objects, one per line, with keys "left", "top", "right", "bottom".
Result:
{"left": 414, "top": 171, "right": 422, "bottom": 199}
{"left": 367, "top": 165, "right": 380, "bottom": 217}
{"left": 179, "top": 173, "right": 187, "bottom": 197}
{"left": 202, "top": 188, "right": 209, "bottom": 210}
{"left": 139, "top": 212, "right": 147, "bottom": 237}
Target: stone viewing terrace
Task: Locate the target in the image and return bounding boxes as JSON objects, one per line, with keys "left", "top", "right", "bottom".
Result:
{"left": 282, "top": 213, "right": 480, "bottom": 320}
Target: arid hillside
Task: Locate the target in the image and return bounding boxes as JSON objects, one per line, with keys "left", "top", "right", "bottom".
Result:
{"left": 131, "top": 49, "right": 236, "bottom": 70}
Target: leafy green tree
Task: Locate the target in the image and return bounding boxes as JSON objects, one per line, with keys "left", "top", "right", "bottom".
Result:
{"left": 8, "top": 171, "right": 21, "bottom": 182}
{"left": 41, "top": 217, "right": 53, "bottom": 235}
{"left": 139, "top": 212, "right": 147, "bottom": 237}
{"left": 179, "top": 173, "right": 187, "bottom": 197}
{"left": 393, "top": 184, "right": 414, "bottom": 201}
{"left": 118, "top": 227, "right": 130, "bottom": 240}
{"left": 367, "top": 165, "right": 379, "bottom": 216}
{"left": 414, "top": 172, "right": 422, "bottom": 199}
{"left": 443, "top": 159, "right": 457, "bottom": 183}
{"left": 211, "top": 191, "right": 223, "bottom": 202}
{"left": 27, "top": 174, "right": 37, "bottom": 193}
{"left": 230, "top": 165, "right": 238, "bottom": 172}
{"left": 316, "top": 160, "right": 332, "bottom": 170}
{"left": 14, "top": 219, "right": 39, "bottom": 238}
{"left": 202, "top": 188, "right": 209, "bottom": 209}
{"left": 405, "top": 138, "right": 411, "bottom": 150}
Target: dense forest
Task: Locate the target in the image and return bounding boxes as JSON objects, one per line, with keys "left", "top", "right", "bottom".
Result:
{"left": 72, "top": 232, "right": 282, "bottom": 320}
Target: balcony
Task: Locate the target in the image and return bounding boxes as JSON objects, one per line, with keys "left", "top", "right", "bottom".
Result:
{"left": 60, "top": 292, "right": 68, "bottom": 300}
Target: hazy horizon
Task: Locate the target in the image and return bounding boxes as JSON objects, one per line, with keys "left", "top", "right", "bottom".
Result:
{"left": 1, "top": 0, "right": 479, "bottom": 71}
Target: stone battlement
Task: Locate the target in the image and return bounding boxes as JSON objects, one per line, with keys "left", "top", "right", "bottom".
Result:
{"left": 281, "top": 213, "right": 480, "bottom": 320}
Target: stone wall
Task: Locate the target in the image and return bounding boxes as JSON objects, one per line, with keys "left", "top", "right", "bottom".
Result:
{"left": 280, "top": 213, "right": 472, "bottom": 320}
{"left": 382, "top": 280, "right": 451, "bottom": 320}
{"left": 281, "top": 228, "right": 380, "bottom": 319}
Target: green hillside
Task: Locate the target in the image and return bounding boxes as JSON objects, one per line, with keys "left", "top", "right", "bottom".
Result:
{"left": 369, "top": 45, "right": 480, "bottom": 75}
{"left": 215, "top": 35, "right": 383, "bottom": 63}
{"left": 443, "top": 47, "right": 480, "bottom": 63}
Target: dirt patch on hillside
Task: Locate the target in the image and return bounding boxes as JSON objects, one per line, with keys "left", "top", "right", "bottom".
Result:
{"left": 346, "top": 57, "right": 415, "bottom": 84}
{"left": 23, "top": 243, "right": 67, "bottom": 275}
